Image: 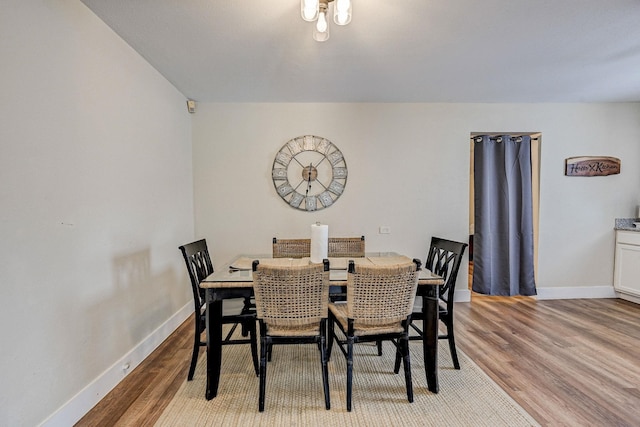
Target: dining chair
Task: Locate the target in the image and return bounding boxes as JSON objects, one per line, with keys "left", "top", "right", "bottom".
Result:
{"left": 272, "top": 236, "right": 365, "bottom": 258}
{"left": 178, "top": 239, "right": 259, "bottom": 381}
{"left": 252, "top": 259, "right": 331, "bottom": 412}
{"left": 272, "top": 237, "right": 311, "bottom": 258}
{"left": 328, "top": 259, "right": 421, "bottom": 411}
{"left": 328, "top": 236, "right": 365, "bottom": 257}
{"left": 394, "top": 237, "right": 468, "bottom": 371}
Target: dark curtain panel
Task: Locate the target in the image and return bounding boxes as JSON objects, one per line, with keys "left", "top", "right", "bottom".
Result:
{"left": 472, "top": 135, "right": 537, "bottom": 296}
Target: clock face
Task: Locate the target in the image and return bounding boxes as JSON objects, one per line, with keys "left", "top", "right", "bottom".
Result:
{"left": 272, "top": 135, "right": 348, "bottom": 212}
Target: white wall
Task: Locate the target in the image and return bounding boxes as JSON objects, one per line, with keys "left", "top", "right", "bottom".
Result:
{"left": 0, "top": 1, "right": 193, "bottom": 425}
{"left": 192, "top": 103, "right": 640, "bottom": 298}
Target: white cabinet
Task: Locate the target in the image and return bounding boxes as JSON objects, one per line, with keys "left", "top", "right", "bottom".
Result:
{"left": 614, "top": 230, "right": 640, "bottom": 303}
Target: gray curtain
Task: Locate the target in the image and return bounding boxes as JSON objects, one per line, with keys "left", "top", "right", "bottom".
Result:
{"left": 472, "top": 135, "right": 537, "bottom": 296}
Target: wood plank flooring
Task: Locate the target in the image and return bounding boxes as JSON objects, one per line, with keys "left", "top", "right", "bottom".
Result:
{"left": 76, "top": 298, "right": 640, "bottom": 426}
{"left": 455, "top": 296, "right": 640, "bottom": 427}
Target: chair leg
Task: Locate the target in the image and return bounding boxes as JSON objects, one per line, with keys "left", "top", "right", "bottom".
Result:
{"left": 346, "top": 338, "right": 354, "bottom": 412}
{"left": 319, "top": 334, "right": 331, "bottom": 410}
{"left": 326, "top": 317, "right": 334, "bottom": 360}
{"left": 401, "top": 336, "right": 414, "bottom": 403}
{"left": 241, "top": 297, "right": 254, "bottom": 337}
{"left": 376, "top": 340, "right": 382, "bottom": 356}
{"left": 248, "top": 320, "right": 259, "bottom": 376}
{"left": 188, "top": 314, "right": 201, "bottom": 381}
{"left": 446, "top": 320, "right": 460, "bottom": 369}
{"left": 393, "top": 342, "right": 402, "bottom": 374}
{"left": 258, "top": 335, "right": 268, "bottom": 412}
{"left": 267, "top": 343, "right": 273, "bottom": 362}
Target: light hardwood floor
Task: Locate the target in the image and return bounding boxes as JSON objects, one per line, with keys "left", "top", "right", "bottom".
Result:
{"left": 76, "top": 297, "right": 640, "bottom": 426}
{"left": 455, "top": 296, "right": 640, "bottom": 426}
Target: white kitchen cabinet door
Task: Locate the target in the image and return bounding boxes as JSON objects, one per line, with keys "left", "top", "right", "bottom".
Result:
{"left": 614, "top": 231, "right": 640, "bottom": 298}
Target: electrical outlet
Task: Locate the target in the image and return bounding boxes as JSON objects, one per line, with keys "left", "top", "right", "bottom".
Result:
{"left": 379, "top": 226, "right": 391, "bottom": 234}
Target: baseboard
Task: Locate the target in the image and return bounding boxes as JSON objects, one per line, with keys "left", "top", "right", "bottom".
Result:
{"left": 535, "top": 285, "right": 616, "bottom": 300}
{"left": 40, "top": 302, "right": 193, "bottom": 427}
{"left": 454, "top": 289, "right": 471, "bottom": 302}
{"left": 457, "top": 286, "right": 617, "bottom": 301}
{"left": 616, "top": 292, "right": 640, "bottom": 304}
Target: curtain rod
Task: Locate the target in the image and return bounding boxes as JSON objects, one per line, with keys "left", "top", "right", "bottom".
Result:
{"left": 472, "top": 135, "right": 540, "bottom": 143}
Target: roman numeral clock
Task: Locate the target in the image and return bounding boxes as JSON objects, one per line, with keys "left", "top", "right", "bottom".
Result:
{"left": 272, "top": 135, "right": 347, "bottom": 211}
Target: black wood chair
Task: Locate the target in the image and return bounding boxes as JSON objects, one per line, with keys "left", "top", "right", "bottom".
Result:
{"left": 328, "top": 259, "right": 421, "bottom": 411}
{"left": 394, "top": 237, "right": 467, "bottom": 371}
{"left": 252, "top": 259, "right": 331, "bottom": 412}
{"left": 178, "top": 239, "right": 258, "bottom": 381}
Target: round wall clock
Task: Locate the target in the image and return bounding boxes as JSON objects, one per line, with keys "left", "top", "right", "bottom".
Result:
{"left": 272, "top": 135, "right": 347, "bottom": 211}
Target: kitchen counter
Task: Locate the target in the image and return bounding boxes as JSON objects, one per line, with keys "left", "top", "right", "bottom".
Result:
{"left": 615, "top": 218, "right": 640, "bottom": 232}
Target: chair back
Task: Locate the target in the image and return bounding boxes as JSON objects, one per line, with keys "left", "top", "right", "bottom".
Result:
{"left": 272, "top": 236, "right": 365, "bottom": 258}
{"left": 346, "top": 260, "right": 420, "bottom": 332}
{"left": 252, "top": 260, "right": 330, "bottom": 333}
{"left": 425, "top": 237, "right": 468, "bottom": 309}
{"left": 178, "top": 239, "right": 214, "bottom": 310}
{"left": 272, "top": 238, "right": 311, "bottom": 258}
{"left": 328, "top": 236, "right": 365, "bottom": 257}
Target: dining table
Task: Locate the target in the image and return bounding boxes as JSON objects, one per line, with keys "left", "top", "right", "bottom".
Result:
{"left": 199, "top": 253, "right": 444, "bottom": 400}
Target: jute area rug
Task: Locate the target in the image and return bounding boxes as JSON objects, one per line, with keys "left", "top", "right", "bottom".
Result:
{"left": 156, "top": 334, "right": 539, "bottom": 426}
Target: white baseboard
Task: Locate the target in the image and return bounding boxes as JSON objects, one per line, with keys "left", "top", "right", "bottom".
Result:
{"left": 40, "top": 302, "right": 193, "bottom": 427}
{"left": 536, "top": 285, "right": 617, "bottom": 300}
{"left": 454, "top": 289, "right": 471, "bottom": 302}
{"left": 456, "top": 286, "right": 617, "bottom": 301}
{"left": 617, "top": 292, "right": 640, "bottom": 304}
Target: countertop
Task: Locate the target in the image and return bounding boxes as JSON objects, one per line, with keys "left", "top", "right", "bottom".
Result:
{"left": 615, "top": 218, "right": 640, "bottom": 232}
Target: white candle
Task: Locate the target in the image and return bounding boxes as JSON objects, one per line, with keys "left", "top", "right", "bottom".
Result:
{"left": 310, "top": 223, "right": 329, "bottom": 263}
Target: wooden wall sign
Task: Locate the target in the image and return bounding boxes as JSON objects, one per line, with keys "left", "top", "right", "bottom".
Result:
{"left": 565, "top": 156, "right": 621, "bottom": 177}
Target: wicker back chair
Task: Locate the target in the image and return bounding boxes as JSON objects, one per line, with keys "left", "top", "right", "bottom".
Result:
{"left": 327, "top": 259, "right": 421, "bottom": 412}
{"left": 328, "top": 236, "right": 365, "bottom": 257}
{"left": 251, "top": 260, "right": 331, "bottom": 412}
{"left": 272, "top": 238, "right": 311, "bottom": 258}
{"left": 178, "top": 239, "right": 258, "bottom": 381}
{"left": 272, "top": 236, "right": 365, "bottom": 258}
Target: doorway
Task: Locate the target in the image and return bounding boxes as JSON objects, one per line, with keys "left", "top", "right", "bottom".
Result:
{"left": 468, "top": 133, "right": 540, "bottom": 294}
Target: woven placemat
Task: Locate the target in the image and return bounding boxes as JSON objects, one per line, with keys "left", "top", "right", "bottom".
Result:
{"left": 155, "top": 330, "right": 539, "bottom": 426}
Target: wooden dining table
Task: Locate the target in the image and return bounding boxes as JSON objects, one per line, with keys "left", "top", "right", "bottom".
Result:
{"left": 199, "top": 253, "right": 444, "bottom": 400}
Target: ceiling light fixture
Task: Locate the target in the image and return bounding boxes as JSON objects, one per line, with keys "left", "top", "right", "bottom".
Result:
{"left": 301, "top": 0, "right": 352, "bottom": 42}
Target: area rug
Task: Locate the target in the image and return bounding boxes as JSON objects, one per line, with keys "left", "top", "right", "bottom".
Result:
{"left": 155, "top": 336, "right": 539, "bottom": 426}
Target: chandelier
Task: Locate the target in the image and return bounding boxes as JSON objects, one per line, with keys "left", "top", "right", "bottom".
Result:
{"left": 301, "top": 0, "right": 352, "bottom": 42}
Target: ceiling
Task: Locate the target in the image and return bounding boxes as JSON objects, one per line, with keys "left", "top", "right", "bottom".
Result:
{"left": 80, "top": 0, "right": 640, "bottom": 103}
